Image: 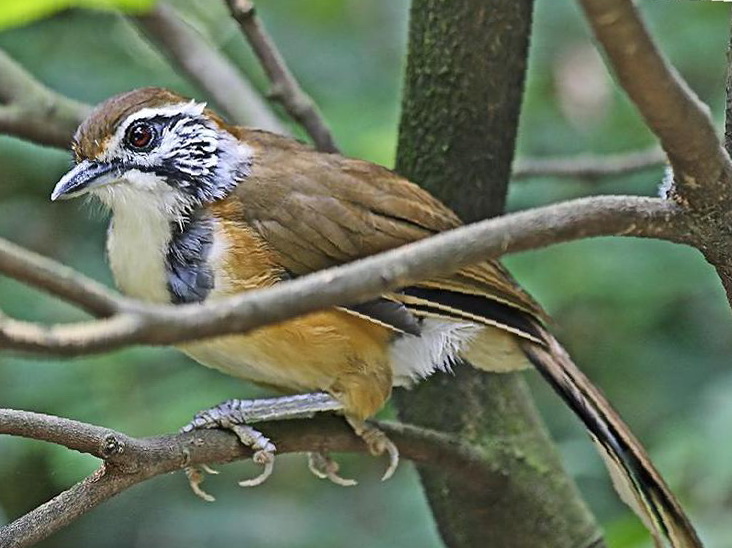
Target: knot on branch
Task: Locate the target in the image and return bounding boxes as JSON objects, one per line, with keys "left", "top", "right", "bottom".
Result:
{"left": 100, "top": 433, "right": 125, "bottom": 459}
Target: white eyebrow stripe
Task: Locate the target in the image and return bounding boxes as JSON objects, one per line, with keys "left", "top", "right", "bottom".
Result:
{"left": 100, "top": 101, "right": 208, "bottom": 161}
{"left": 123, "top": 101, "right": 207, "bottom": 127}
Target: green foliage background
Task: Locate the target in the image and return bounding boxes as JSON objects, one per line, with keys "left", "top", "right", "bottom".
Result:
{"left": 0, "top": 0, "right": 730, "bottom": 546}
{"left": 0, "top": 0, "right": 154, "bottom": 30}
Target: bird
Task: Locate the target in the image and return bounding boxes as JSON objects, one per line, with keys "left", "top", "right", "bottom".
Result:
{"left": 51, "top": 87, "right": 700, "bottom": 547}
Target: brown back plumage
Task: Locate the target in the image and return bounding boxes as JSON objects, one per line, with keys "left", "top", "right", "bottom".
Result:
{"left": 223, "top": 128, "right": 547, "bottom": 328}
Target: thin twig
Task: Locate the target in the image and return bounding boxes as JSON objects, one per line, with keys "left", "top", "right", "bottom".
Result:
{"left": 0, "top": 409, "right": 495, "bottom": 548}
{"left": 0, "top": 49, "right": 91, "bottom": 148}
{"left": 513, "top": 146, "right": 666, "bottom": 181}
{"left": 223, "top": 0, "right": 339, "bottom": 152}
{"left": 0, "top": 195, "right": 692, "bottom": 357}
{"left": 578, "top": 0, "right": 732, "bottom": 208}
{"left": 133, "top": 4, "right": 288, "bottom": 133}
{"left": 579, "top": 0, "right": 732, "bottom": 309}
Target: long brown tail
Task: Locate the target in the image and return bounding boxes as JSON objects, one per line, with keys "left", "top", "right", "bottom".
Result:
{"left": 520, "top": 323, "right": 701, "bottom": 548}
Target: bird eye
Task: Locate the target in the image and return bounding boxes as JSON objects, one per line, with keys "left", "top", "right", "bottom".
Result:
{"left": 125, "top": 122, "right": 155, "bottom": 150}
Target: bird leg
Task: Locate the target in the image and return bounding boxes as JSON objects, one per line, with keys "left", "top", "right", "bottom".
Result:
{"left": 181, "top": 392, "right": 400, "bottom": 496}
{"left": 181, "top": 392, "right": 344, "bottom": 499}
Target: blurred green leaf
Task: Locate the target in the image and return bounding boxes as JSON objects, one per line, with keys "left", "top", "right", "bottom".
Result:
{"left": 0, "top": 0, "right": 155, "bottom": 30}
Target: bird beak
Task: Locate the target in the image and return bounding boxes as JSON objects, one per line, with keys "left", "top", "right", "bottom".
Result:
{"left": 51, "top": 160, "right": 119, "bottom": 201}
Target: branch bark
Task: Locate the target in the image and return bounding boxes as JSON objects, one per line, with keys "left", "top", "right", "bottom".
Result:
{"left": 0, "top": 196, "right": 691, "bottom": 357}
{"left": 223, "top": 0, "right": 338, "bottom": 152}
{"left": 133, "top": 4, "right": 288, "bottom": 134}
{"left": 0, "top": 49, "right": 91, "bottom": 148}
{"left": 726, "top": 12, "right": 732, "bottom": 159}
{"left": 0, "top": 238, "right": 123, "bottom": 317}
{"left": 0, "top": 409, "right": 499, "bottom": 548}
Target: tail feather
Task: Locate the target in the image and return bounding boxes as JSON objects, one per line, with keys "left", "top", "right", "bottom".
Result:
{"left": 520, "top": 324, "right": 701, "bottom": 548}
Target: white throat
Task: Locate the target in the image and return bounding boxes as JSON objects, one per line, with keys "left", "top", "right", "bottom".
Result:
{"left": 96, "top": 172, "right": 188, "bottom": 303}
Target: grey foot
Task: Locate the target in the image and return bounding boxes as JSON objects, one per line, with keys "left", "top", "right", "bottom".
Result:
{"left": 182, "top": 393, "right": 344, "bottom": 499}
{"left": 183, "top": 421, "right": 276, "bottom": 500}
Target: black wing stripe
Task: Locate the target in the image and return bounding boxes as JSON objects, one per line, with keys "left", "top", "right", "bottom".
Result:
{"left": 343, "top": 298, "right": 422, "bottom": 336}
{"left": 401, "top": 300, "right": 542, "bottom": 343}
{"left": 401, "top": 287, "right": 543, "bottom": 340}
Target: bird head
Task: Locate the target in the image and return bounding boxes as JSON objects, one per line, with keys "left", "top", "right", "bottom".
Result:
{"left": 51, "top": 87, "right": 252, "bottom": 215}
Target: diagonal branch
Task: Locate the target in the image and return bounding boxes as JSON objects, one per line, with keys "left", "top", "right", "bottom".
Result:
{"left": 513, "top": 146, "right": 666, "bottom": 181}
{"left": 132, "top": 4, "right": 288, "bottom": 134}
{"left": 579, "top": 0, "right": 732, "bottom": 311}
{"left": 0, "top": 49, "right": 91, "bottom": 148}
{"left": 578, "top": 0, "right": 732, "bottom": 209}
{"left": 0, "top": 238, "right": 124, "bottom": 317}
{"left": 0, "top": 409, "right": 496, "bottom": 548}
{"left": 223, "top": 0, "right": 338, "bottom": 152}
{"left": 0, "top": 195, "right": 692, "bottom": 357}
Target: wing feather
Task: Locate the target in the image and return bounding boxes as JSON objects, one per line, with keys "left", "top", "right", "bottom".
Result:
{"left": 225, "top": 129, "right": 544, "bottom": 326}
{"left": 213, "top": 129, "right": 701, "bottom": 546}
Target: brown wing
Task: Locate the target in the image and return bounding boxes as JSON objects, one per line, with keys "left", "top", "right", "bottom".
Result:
{"left": 222, "top": 129, "right": 546, "bottom": 333}
{"left": 218, "top": 130, "right": 700, "bottom": 546}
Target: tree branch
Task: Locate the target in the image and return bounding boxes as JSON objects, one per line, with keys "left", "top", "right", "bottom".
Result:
{"left": 0, "top": 195, "right": 692, "bottom": 357}
{"left": 578, "top": 0, "right": 732, "bottom": 209}
{"left": 223, "top": 0, "right": 338, "bottom": 152}
{"left": 513, "top": 146, "right": 666, "bottom": 181}
{"left": 132, "top": 4, "right": 288, "bottom": 134}
{"left": 0, "top": 239, "right": 124, "bottom": 317}
{"left": 0, "top": 409, "right": 497, "bottom": 548}
{"left": 0, "top": 49, "right": 91, "bottom": 148}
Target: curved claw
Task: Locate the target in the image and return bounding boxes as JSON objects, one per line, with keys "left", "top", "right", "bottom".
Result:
{"left": 307, "top": 452, "right": 358, "bottom": 487}
{"left": 380, "top": 438, "right": 400, "bottom": 481}
{"left": 238, "top": 449, "right": 275, "bottom": 487}
{"left": 186, "top": 466, "right": 216, "bottom": 502}
{"left": 183, "top": 419, "right": 278, "bottom": 496}
{"left": 347, "top": 419, "right": 401, "bottom": 482}
{"left": 307, "top": 452, "right": 329, "bottom": 480}
{"left": 201, "top": 463, "right": 219, "bottom": 475}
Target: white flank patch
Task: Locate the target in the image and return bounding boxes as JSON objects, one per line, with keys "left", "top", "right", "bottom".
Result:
{"left": 390, "top": 318, "right": 481, "bottom": 387}
{"left": 96, "top": 170, "right": 187, "bottom": 303}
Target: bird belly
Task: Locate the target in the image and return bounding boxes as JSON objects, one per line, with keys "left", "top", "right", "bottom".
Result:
{"left": 181, "top": 216, "right": 529, "bottom": 416}
{"left": 178, "top": 308, "right": 393, "bottom": 394}
{"left": 181, "top": 312, "right": 527, "bottom": 390}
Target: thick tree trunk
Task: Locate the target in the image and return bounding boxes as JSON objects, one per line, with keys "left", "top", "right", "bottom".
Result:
{"left": 394, "top": 1, "right": 604, "bottom": 546}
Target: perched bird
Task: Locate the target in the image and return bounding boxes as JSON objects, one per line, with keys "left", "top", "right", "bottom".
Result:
{"left": 52, "top": 88, "right": 699, "bottom": 547}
